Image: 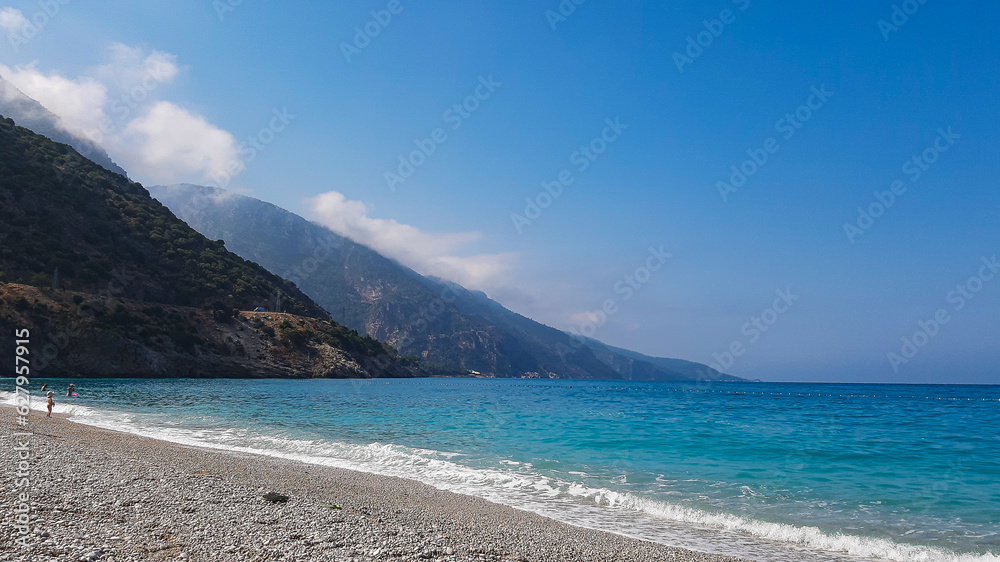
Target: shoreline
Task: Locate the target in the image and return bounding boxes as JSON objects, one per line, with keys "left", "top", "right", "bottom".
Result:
{"left": 1, "top": 407, "right": 749, "bottom": 561}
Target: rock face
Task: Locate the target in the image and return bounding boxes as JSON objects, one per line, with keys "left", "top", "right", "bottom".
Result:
{"left": 149, "top": 184, "right": 740, "bottom": 382}
{"left": 0, "top": 284, "right": 418, "bottom": 378}
{"left": 0, "top": 116, "right": 418, "bottom": 379}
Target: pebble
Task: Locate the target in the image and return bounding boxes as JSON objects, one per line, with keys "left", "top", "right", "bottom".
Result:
{"left": 0, "top": 408, "right": 749, "bottom": 562}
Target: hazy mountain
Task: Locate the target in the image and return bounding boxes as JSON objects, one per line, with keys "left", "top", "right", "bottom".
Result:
{"left": 0, "top": 116, "right": 418, "bottom": 378}
{"left": 149, "top": 184, "right": 740, "bottom": 382}
{"left": 0, "top": 73, "right": 128, "bottom": 177}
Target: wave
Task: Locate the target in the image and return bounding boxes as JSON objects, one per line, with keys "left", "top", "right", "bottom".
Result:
{"left": 591, "top": 491, "right": 998, "bottom": 562}
{"left": 3, "top": 391, "right": 996, "bottom": 562}
{"left": 1, "top": 389, "right": 99, "bottom": 417}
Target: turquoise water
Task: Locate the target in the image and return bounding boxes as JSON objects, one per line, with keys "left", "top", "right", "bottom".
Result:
{"left": 7, "top": 379, "right": 999, "bottom": 561}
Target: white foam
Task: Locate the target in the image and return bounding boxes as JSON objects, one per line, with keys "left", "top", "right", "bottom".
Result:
{"left": 582, "top": 489, "right": 999, "bottom": 562}
{"left": 6, "top": 392, "right": 995, "bottom": 562}
{"left": 0, "top": 390, "right": 98, "bottom": 417}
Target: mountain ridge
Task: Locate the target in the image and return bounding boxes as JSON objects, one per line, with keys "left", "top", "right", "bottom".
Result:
{"left": 0, "top": 115, "right": 418, "bottom": 379}
{"left": 0, "top": 73, "right": 128, "bottom": 177}
{"left": 149, "top": 183, "right": 739, "bottom": 382}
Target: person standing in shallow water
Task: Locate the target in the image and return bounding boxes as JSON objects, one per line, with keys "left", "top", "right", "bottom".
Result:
{"left": 46, "top": 391, "right": 54, "bottom": 417}
{"left": 66, "top": 383, "right": 75, "bottom": 397}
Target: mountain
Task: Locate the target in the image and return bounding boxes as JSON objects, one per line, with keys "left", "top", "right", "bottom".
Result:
{"left": 0, "top": 115, "right": 418, "bottom": 378}
{"left": 581, "top": 338, "right": 742, "bottom": 381}
{"left": 149, "top": 184, "right": 739, "bottom": 382}
{"left": 0, "top": 73, "right": 128, "bottom": 177}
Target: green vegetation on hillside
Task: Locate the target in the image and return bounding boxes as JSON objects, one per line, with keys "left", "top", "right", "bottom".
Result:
{"left": 0, "top": 116, "right": 324, "bottom": 318}
{"left": 0, "top": 116, "right": 416, "bottom": 378}
{"left": 149, "top": 184, "right": 737, "bottom": 381}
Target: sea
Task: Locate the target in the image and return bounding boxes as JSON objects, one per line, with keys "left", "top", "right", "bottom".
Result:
{"left": 5, "top": 379, "right": 998, "bottom": 562}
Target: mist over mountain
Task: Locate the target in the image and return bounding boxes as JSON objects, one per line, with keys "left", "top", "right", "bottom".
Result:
{"left": 149, "top": 184, "right": 740, "bottom": 382}
{"left": 0, "top": 73, "right": 128, "bottom": 177}
{"left": 0, "top": 116, "right": 416, "bottom": 379}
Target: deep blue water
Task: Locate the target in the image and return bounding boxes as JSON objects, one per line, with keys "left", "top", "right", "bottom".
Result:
{"left": 8, "top": 379, "right": 999, "bottom": 562}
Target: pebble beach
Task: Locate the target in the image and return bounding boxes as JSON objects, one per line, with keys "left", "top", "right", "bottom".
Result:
{"left": 0, "top": 407, "right": 749, "bottom": 562}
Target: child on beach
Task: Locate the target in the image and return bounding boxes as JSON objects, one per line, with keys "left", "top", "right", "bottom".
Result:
{"left": 46, "top": 391, "right": 54, "bottom": 417}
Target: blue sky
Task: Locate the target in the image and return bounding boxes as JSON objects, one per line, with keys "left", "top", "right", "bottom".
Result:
{"left": 1, "top": 0, "right": 997, "bottom": 383}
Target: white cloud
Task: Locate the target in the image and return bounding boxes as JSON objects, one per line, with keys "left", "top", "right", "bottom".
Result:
{"left": 0, "top": 46, "right": 239, "bottom": 185}
{"left": 122, "top": 101, "right": 240, "bottom": 184}
{"left": 569, "top": 311, "right": 601, "bottom": 326}
{"left": 0, "top": 7, "right": 27, "bottom": 34}
{"left": 307, "top": 191, "right": 516, "bottom": 293}
{"left": 0, "top": 62, "right": 108, "bottom": 135}
{"left": 95, "top": 42, "right": 180, "bottom": 92}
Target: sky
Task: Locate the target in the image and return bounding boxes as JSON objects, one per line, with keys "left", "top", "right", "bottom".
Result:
{"left": 0, "top": 0, "right": 997, "bottom": 383}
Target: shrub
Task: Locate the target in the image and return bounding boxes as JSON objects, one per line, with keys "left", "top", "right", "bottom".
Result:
{"left": 29, "top": 272, "right": 50, "bottom": 287}
{"left": 279, "top": 325, "right": 311, "bottom": 348}
{"left": 143, "top": 305, "right": 165, "bottom": 318}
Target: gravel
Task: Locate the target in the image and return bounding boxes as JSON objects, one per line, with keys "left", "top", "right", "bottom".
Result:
{"left": 0, "top": 408, "right": 750, "bottom": 562}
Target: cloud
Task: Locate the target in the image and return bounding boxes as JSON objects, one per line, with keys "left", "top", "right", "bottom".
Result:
{"left": 569, "top": 311, "right": 601, "bottom": 326}
{"left": 307, "top": 191, "right": 516, "bottom": 293}
{"left": 0, "top": 62, "right": 108, "bottom": 135}
{"left": 0, "top": 46, "right": 239, "bottom": 185}
{"left": 0, "top": 7, "right": 27, "bottom": 35}
{"left": 94, "top": 42, "right": 180, "bottom": 92}
{"left": 122, "top": 101, "right": 240, "bottom": 184}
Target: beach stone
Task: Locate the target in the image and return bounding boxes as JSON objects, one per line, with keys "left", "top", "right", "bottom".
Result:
{"left": 0, "top": 408, "right": 752, "bottom": 562}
